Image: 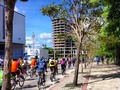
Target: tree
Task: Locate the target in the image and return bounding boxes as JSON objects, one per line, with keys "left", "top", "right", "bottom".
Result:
{"left": 0, "top": 0, "right": 28, "bottom": 90}
{"left": 41, "top": 3, "right": 60, "bottom": 20}
{"left": 42, "top": 44, "right": 47, "bottom": 48}
{"left": 91, "top": 0, "right": 120, "bottom": 65}
{"left": 41, "top": 0, "right": 102, "bottom": 86}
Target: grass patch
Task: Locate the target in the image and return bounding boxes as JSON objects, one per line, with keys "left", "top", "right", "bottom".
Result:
{"left": 65, "top": 83, "right": 82, "bottom": 89}
{"left": 79, "top": 71, "right": 88, "bottom": 74}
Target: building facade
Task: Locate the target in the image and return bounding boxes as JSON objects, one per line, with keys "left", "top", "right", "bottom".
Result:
{"left": 52, "top": 18, "right": 76, "bottom": 58}
{"left": 0, "top": 5, "right": 25, "bottom": 59}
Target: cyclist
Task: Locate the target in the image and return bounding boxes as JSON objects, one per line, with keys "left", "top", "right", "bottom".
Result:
{"left": 30, "top": 57, "right": 37, "bottom": 71}
{"left": 60, "top": 58, "right": 67, "bottom": 75}
{"left": 48, "top": 58, "right": 57, "bottom": 82}
{"left": 11, "top": 58, "right": 22, "bottom": 79}
{"left": 54, "top": 58, "right": 58, "bottom": 74}
{"left": 18, "top": 57, "right": 24, "bottom": 66}
{"left": 41, "top": 57, "right": 48, "bottom": 72}
{"left": 37, "top": 57, "right": 47, "bottom": 83}
{"left": 18, "top": 57, "right": 25, "bottom": 74}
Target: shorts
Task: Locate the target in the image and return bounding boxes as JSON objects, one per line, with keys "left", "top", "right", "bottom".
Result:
{"left": 50, "top": 66, "right": 55, "bottom": 73}
{"left": 11, "top": 70, "right": 20, "bottom": 77}
{"left": 30, "top": 66, "right": 36, "bottom": 71}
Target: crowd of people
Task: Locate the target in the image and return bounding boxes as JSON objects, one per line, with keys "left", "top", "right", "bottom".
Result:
{"left": 0, "top": 56, "right": 76, "bottom": 85}
{"left": 94, "top": 56, "right": 110, "bottom": 65}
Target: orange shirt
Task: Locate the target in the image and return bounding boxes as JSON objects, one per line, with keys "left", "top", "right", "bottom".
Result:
{"left": 11, "top": 61, "right": 19, "bottom": 72}
{"left": 30, "top": 59, "right": 37, "bottom": 67}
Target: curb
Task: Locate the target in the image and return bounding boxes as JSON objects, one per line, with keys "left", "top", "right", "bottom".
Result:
{"left": 82, "top": 62, "right": 93, "bottom": 90}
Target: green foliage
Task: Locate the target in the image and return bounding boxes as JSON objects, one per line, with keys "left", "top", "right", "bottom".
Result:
{"left": 91, "top": 0, "right": 120, "bottom": 65}
{"left": 41, "top": 3, "right": 61, "bottom": 20}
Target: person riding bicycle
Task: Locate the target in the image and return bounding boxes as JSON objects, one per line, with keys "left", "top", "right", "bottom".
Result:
{"left": 30, "top": 57, "right": 37, "bottom": 71}
{"left": 60, "top": 58, "right": 67, "bottom": 75}
{"left": 48, "top": 58, "right": 57, "bottom": 82}
{"left": 11, "top": 58, "right": 23, "bottom": 79}
{"left": 54, "top": 58, "right": 58, "bottom": 74}
{"left": 37, "top": 57, "right": 47, "bottom": 83}
{"left": 18, "top": 57, "right": 25, "bottom": 74}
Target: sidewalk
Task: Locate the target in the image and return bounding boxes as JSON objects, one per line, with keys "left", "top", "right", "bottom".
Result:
{"left": 87, "top": 63, "right": 120, "bottom": 90}
{"left": 47, "top": 64, "right": 91, "bottom": 90}
{"left": 47, "top": 62, "right": 120, "bottom": 90}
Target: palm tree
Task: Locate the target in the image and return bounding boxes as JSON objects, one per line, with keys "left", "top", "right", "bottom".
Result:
{"left": 0, "top": 0, "right": 28, "bottom": 90}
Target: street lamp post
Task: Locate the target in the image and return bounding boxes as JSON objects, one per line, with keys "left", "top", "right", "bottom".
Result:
{"left": 32, "top": 33, "right": 35, "bottom": 49}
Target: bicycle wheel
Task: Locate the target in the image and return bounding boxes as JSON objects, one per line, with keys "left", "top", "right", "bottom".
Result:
{"left": 50, "top": 73, "right": 54, "bottom": 82}
{"left": 19, "top": 76, "right": 25, "bottom": 87}
{"left": 30, "top": 70, "right": 33, "bottom": 78}
{"left": 11, "top": 79, "right": 16, "bottom": 90}
{"left": 38, "top": 77, "right": 42, "bottom": 90}
{"left": 24, "top": 73, "right": 27, "bottom": 79}
{"left": 42, "top": 75, "right": 46, "bottom": 86}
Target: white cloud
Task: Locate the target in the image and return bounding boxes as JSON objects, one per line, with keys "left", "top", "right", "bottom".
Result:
{"left": 46, "top": 39, "right": 52, "bottom": 44}
{"left": 14, "top": 6, "right": 19, "bottom": 12}
{"left": 26, "top": 37, "right": 33, "bottom": 44}
{"left": 26, "top": 34, "right": 53, "bottom": 48}
{"left": 39, "top": 33, "right": 52, "bottom": 39}
{"left": 26, "top": 36, "right": 41, "bottom": 48}
{"left": 34, "top": 41, "right": 41, "bottom": 47}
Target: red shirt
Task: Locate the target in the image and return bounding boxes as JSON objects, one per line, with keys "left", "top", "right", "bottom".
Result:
{"left": 11, "top": 61, "right": 19, "bottom": 72}
{"left": 30, "top": 58, "right": 37, "bottom": 67}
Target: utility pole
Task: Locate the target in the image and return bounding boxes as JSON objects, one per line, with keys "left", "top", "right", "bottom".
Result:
{"left": 32, "top": 33, "right": 35, "bottom": 49}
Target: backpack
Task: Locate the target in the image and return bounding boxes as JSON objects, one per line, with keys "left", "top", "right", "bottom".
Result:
{"left": 61, "top": 60, "right": 65, "bottom": 65}
{"left": 50, "top": 60, "right": 55, "bottom": 65}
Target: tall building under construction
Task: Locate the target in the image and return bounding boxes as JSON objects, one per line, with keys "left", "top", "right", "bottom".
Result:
{"left": 52, "top": 18, "right": 76, "bottom": 58}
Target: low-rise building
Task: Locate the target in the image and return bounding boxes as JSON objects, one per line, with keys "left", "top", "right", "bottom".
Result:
{"left": 0, "top": 5, "right": 25, "bottom": 59}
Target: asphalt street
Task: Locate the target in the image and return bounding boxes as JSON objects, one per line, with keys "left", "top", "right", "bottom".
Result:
{"left": 15, "top": 64, "right": 75, "bottom": 90}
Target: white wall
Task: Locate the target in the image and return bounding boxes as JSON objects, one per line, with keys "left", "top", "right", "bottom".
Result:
{"left": 0, "top": 5, "right": 4, "bottom": 42}
{"left": 0, "top": 5, "right": 25, "bottom": 44}
{"left": 13, "top": 12, "right": 25, "bottom": 44}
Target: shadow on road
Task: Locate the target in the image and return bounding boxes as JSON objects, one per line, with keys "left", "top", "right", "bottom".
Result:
{"left": 89, "top": 72, "right": 120, "bottom": 80}
{"left": 85, "top": 65, "right": 120, "bottom": 85}
{"left": 16, "top": 85, "right": 37, "bottom": 90}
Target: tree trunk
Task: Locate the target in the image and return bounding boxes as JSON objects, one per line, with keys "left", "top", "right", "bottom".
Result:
{"left": 73, "top": 42, "right": 81, "bottom": 86}
{"left": 84, "top": 55, "right": 87, "bottom": 69}
{"left": 81, "top": 59, "right": 83, "bottom": 73}
{"left": 2, "top": 1, "right": 16, "bottom": 90}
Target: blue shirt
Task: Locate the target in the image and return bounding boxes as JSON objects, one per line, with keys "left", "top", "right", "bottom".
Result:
{"left": 37, "top": 61, "right": 45, "bottom": 72}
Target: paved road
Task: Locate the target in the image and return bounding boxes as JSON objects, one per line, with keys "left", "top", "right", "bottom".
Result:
{"left": 15, "top": 64, "right": 75, "bottom": 90}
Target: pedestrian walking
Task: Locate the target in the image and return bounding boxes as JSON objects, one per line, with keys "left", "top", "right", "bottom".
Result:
{"left": 71, "top": 58, "right": 75, "bottom": 67}
{"left": 101, "top": 56, "right": 104, "bottom": 64}
{"left": 60, "top": 58, "right": 67, "bottom": 75}
{"left": 94, "top": 56, "right": 100, "bottom": 65}
{"left": 67, "top": 58, "right": 71, "bottom": 69}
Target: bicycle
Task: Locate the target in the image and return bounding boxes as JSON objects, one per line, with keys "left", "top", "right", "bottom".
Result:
{"left": 50, "top": 67, "right": 56, "bottom": 82}
{"left": 29, "top": 66, "right": 37, "bottom": 78}
{"left": 37, "top": 72, "right": 46, "bottom": 90}
{"left": 61, "top": 65, "right": 66, "bottom": 75}
{"left": 11, "top": 74, "right": 25, "bottom": 90}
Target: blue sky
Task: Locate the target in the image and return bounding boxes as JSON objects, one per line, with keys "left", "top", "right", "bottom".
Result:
{"left": 14, "top": 0, "right": 61, "bottom": 48}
